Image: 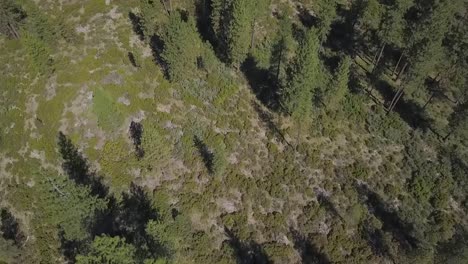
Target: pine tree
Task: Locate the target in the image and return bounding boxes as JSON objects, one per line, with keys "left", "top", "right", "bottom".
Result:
{"left": 225, "top": 0, "right": 255, "bottom": 65}
{"left": 313, "top": 0, "right": 338, "bottom": 41}
{"left": 76, "top": 236, "right": 137, "bottom": 264}
{"left": 326, "top": 55, "right": 351, "bottom": 110}
{"left": 387, "top": 0, "right": 463, "bottom": 112}
{"left": 161, "top": 13, "right": 202, "bottom": 82}
{"left": 139, "top": 0, "right": 165, "bottom": 38}
{"left": 281, "top": 29, "right": 320, "bottom": 119}
{"left": 445, "top": 101, "right": 468, "bottom": 140}
{"left": 269, "top": 16, "right": 294, "bottom": 84}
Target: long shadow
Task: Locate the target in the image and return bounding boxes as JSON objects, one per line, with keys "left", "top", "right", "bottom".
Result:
{"left": 0, "top": 208, "right": 25, "bottom": 246}
{"left": 435, "top": 226, "right": 468, "bottom": 262}
{"left": 297, "top": 6, "right": 319, "bottom": 29}
{"left": 359, "top": 221, "right": 393, "bottom": 260}
{"left": 114, "top": 183, "right": 165, "bottom": 259}
{"left": 224, "top": 227, "right": 270, "bottom": 264}
{"left": 252, "top": 101, "right": 292, "bottom": 149}
{"left": 60, "top": 183, "right": 166, "bottom": 262}
{"left": 149, "top": 34, "right": 170, "bottom": 80}
{"left": 317, "top": 193, "right": 343, "bottom": 221}
{"left": 57, "top": 133, "right": 167, "bottom": 261}
{"left": 57, "top": 132, "right": 109, "bottom": 198}
{"left": 356, "top": 184, "right": 418, "bottom": 251}
{"left": 325, "top": 20, "right": 354, "bottom": 55}
{"left": 194, "top": 135, "right": 214, "bottom": 174}
{"left": 241, "top": 55, "right": 279, "bottom": 110}
{"left": 195, "top": 0, "right": 216, "bottom": 44}
{"left": 128, "top": 52, "right": 139, "bottom": 68}
{"left": 290, "top": 229, "right": 330, "bottom": 264}
{"left": 129, "top": 121, "right": 144, "bottom": 158}
{"left": 128, "top": 12, "right": 145, "bottom": 41}
{"left": 372, "top": 80, "right": 433, "bottom": 131}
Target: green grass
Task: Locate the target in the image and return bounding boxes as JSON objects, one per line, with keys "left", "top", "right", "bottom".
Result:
{"left": 92, "top": 87, "right": 124, "bottom": 132}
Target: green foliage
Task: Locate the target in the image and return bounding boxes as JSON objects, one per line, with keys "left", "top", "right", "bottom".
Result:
{"left": 92, "top": 88, "right": 124, "bottom": 132}
{"left": 161, "top": 13, "right": 202, "bottom": 82}
{"left": 139, "top": 0, "right": 165, "bottom": 37}
{"left": 281, "top": 29, "right": 320, "bottom": 119}
{"left": 360, "top": 0, "right": 383, "bottom": 31}
{"left": 1, "top": 0, "right": 468, "bottom": 263}
{"left": 225, "top": 0, "right": 256, "bottom": 65}
{"left": 0, "top": 237, "right": 21, "bottom": 263}
{"left": 37, "top": 174, "right": 107, "bottom": 242}
{"left": 312, "top": 0, "right": 338, "bottom": 40}
{"left": 22, "top": 2, "right": 56, "bottom": 43}
{"left": 325, "top": 55, "right": 351, "bottom": 110}
{"left": 76, "top": 235, "right": 136, "bottom": 264}
{"left": 21, "top": 31, "right": 53, "bottom": 74}
{"left": 0, "top": 0, "right": 25, "bottom": 39}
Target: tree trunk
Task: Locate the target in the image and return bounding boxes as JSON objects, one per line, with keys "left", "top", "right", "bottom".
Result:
{"left": 422, "top": 92, "right": 435, "bottom": 110}
{"left": 250, "top": 19, "right": 256, "bottom": 51}
{"left": 396, "top": 62, "right": 408, "bottom": 81}
{"left": 388, "top": 88, "right": 405, "bottom": 113}
{"left": 433, "top": 72, "right": 441, "bottom": 82}
{"left": 276, "top": 40, "right": 284, "bottom": 83}
{"left": 443, "top": 130, "right": 454, "bottom": 141}
{"left": 388, "top": 85, "right": 405, "bottom": 113}
{"left": 161, "top": 0, "right": 170, "bottom": 15}
{"left": 373, "top": 43, "right": 386, "bottom": 73}
{"left": 393, "top": 53, "right": 403, "bottom": 77}
{"left": 296, "top": 119, "right": 303, "bottom": 150}
{"left": 7, "top": 22, "right": 19, "bottom": 39}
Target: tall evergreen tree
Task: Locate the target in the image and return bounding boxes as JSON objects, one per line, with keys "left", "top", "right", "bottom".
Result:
{"left": 313, "top": 0, "right": 338, "bottom": 41}
{"left": 281, "top": 29, "right": 320, "bottom": 119}
{"left": 139, "top": 0, "right": 165, "bottom": 38}
{"left": 225, "top": 0, "right": 255, "bottom": 65}
{"left": 76, "top": 236, "right": 137, "bottom": 264}
{"left": 270, "top": 16, "right": 294, "bottom": 84}
{"left": 161, "top": 13, "right": 202, "bottom": 82}
{"left": 325, "top": 55, "right": 351, "bottom": 110}
{"left": 373, "top": 0, "right": 413, "bottom": 69}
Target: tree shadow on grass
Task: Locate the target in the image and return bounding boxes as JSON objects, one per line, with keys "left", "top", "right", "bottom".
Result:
{"left": 57, "top": 133, "right": 166, "bottom": 261}
{"left": 58, "top": 132, "right": 109, "bottom": 198}
{"left": 251, "top": 101, "right": 292, "bottom": 149}
{"left": 316, "top": 193, "right": 343, "bottom": 221}
{"left": 359, "top": 221, "right": 393, "bottom": 261}
{"left": 0, "top": 208, "right": 25, "bottom": 246}
{"left": 224, "top": 227, "right": 270, "bottom": 264}
{"left": 128, "top": 11, "right": 144, "bottom": 41}
{"left": 114, "top": 183, "right": 164, "bottom": 259}
{"left": 372, "top": 80, "right": 434, "bottom": 132}
{"left": 290, "top": 229, "right": 330, "bottom": 264}
{"left": 355, "top": 183, "right": 418, "bottom": 251}
{"left": 149, "top": 34, "right": 170, "bottom": 80}
{"left": 241, "top": 55, "right": 279, "bottom": 111}
{"left": 297, "top": 6, "right": 319, "bottom": 29}
{"left": 194, "top": 135, "right": 214, "bottom": 174}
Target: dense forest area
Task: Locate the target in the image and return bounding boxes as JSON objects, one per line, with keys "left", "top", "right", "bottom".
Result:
{"left": 0, "top": 0, "right": 467, "bottom": 263}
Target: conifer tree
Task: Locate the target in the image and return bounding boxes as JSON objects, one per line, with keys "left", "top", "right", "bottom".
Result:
{"left": 326, "top": 56, "right": 351, "bottom": 110}
{"left": 270, "top": 16, "right": 294, "bottom": 84}
{"left": 225, "top": 0, "right": 255, "bottom": 65}
{"left": 139, "top": 0, "right": 164, "bottom": 38}
{"left": 313, "top": 0, "right": 338, "bottom": 41}
{"left": 388, "top": 0, "right": 462, "bottom": 110}
{"left": 281, "top": 29, "right": 320, "bottom": 119}
{"left": 161, "top": 13, "right": 202, "bottom": 82}
{"left": 373, "top": 0, "right": 413, "bottom": 70}
{"left": 76, "top": 236, "right": 137, "bottom": 264}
